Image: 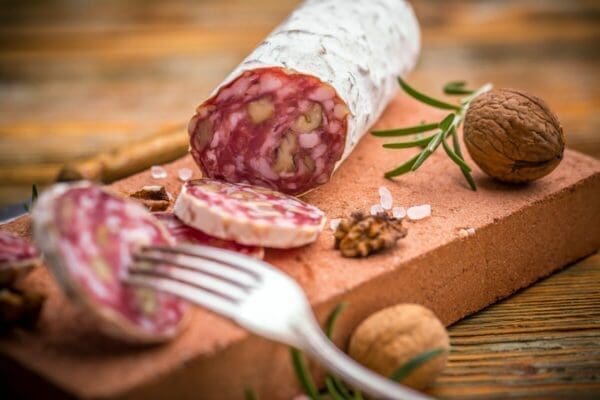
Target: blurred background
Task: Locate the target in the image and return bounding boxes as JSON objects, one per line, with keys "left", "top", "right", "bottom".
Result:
{"left": 0, "top": 0, "right": 598, "bottom": 207}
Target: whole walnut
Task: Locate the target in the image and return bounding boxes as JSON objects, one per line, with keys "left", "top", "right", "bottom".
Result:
{"left": 348, "top": 303, "right": 449, "bottom": 390}
{"left": 463, "top": 89, "right": 565, "bottom": 183}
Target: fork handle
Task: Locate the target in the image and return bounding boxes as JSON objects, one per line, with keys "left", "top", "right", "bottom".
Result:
{"left": 296, "top": 321, "right": 433, "bottom": 400}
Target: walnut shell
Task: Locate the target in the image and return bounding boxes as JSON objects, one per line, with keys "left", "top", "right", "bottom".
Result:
{"left": 463, "top": 89, "right": 565, "bottom": 183}
{"left": 348, "top": 303, "right": 449, "bottom": 390}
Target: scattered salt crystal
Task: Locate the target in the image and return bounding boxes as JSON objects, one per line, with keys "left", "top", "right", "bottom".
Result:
{"left": 392, "top": 206, "right": 407, "bottom": 219}
{"left": 329, "top": 218, "right": 342, "bottom": 231}
{"left": 178, "top": 167, "right": 193, "bottom": 182}
{"left": 407, "top": 204, "right": 431, "bottom": 221}
{"left": 458, "top": 227, "right": 476, "bottom": 238}
{"left": 370, "top": 204, "right": 385, "bottom": 216}
{"left": 378, "top": 186, "right": 393, "bottom": 210}
{"left": 150, "top": 165, "right": 167, "bottom": 179}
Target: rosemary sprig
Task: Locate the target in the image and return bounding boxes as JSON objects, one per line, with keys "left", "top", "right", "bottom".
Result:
{"left": 372, "top": 78, "right": 493, "bottom": 190}
{"left": 290, "top": 347, "right": 321, "bottom": 400}
{"left": 290, "top": 303, "right": 448, "bottom": 400}
{"left": 389, "top": 348, "right": 446, "bottom": 382}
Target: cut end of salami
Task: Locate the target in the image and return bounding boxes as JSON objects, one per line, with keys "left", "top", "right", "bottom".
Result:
{"left": 32, "top": 183, "right": 188, "bottom": 344}
{"left": 189, "top": 67, "right": 349, "bottom": 195}
{"left": 174, "top": 178, "right": 326, "bottom": 249}
{"left": 154, "top": 212, "right": 264, "bottom": 259}
{"left": 0, "top": 231, "right": 40, "bottom": 287}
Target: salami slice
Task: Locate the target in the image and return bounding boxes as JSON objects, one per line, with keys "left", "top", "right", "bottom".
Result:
{"left": 174, "top": 179, "right": 326, "bottom": 248}
{"left": 188, "top": 0, "right": 420, "bottom": 195}
{"left": 0, "top": 231, "right": 40, "bottom": 287}
{"left": 154, "top": 212, "right": 264, "bottom": 259}
{"left": 32, "top": 183, "right": 188, "bottom": 343}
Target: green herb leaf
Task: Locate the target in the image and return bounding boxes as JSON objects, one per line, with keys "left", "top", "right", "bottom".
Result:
{"left": 371, "top": 122, "right": 439, "bottom": 137}
{"left": 382, "top": 134, "right": 436, "bottom": 149}
{"left": 384, "top": 153, "right": 420, "bottom": 178}
{"left": 290, "top": 348, "right": 321, "bottom": 400}
{"left": 443, "top": 81, "right": 474, "bottom": 96}
{"left": 452, "top": 129, "right": 477, "bottom": 190}
{"left": 325, "top": 303, "right": 347, "bottom": 339}
{"left": 442, "top": 137, "right": 471, "bottom": 172}
{"left": 244, "top": 387, "right": 258, "bottom": 400}
{"left": 410, "top": 114, "right": 454, "bottom": 171}
{"left": 398, "top": 78, "right": 461, "bottom": 111}
{"left": 325, "top": 377, "right": 346, "bottom": 400}
{"left": 390, "top": 348, "right": 446, "bottom": 382}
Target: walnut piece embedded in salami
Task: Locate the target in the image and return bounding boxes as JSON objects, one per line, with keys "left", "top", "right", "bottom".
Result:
{"left": 188, "top": 0, "right": 420, "bottom": 195}
{"left": 32, "top": 183, "right": 188, "bottom": 343}
{"left": 173, "top": 179, "right": 326, "bottom": 248}
{"left": 154, "top": 212, "right": 264, "bottom": 259}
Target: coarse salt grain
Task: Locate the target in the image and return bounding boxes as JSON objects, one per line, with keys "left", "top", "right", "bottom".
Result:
{"left": 329, "top": 218, "right": 341, "bottom": 231}
{"left": 370, "top": 204, "right": 385, "bottom": 216}
{"left": 178, "top": 167, "right": 193, "bottom": 182}
{"left": 378, "top": 186, "right": 393, "bottom": 210}
{"left": 150, "top": 165, "right": 167, "bottom": 179}
{"left": 458, "top": 227, "right": 476, "bottom": 238}
{"left": 392, "top": 206, "right": 406, "bottom": 219}
{"left": 407, "top": 204, "right": 431, "bottom": 221}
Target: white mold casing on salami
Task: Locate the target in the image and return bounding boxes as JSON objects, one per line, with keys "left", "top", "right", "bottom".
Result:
{"left": 32, "top": 182, "right": 188, "bottom": 344}
{"left": 189, "top": 0, "right": 420, "bottom": 195}
{"left": 174, "top": 179, "right": 326, "bottom": 248}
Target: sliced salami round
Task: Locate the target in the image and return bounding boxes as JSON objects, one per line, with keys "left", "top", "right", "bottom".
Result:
{"left": 0, "top": 231, "right": 40, "bottom": 287}
{"left": 154, "top": 212, "right": 264, "bottom": 259}
{"left": 174, "top": 179, "right": 325, "bottom": 248}
{"left": 32, "top": 183, "right": 188, "bottom": 343}
{"left": 188, "top": 0, "right": 420, "bottom": 195}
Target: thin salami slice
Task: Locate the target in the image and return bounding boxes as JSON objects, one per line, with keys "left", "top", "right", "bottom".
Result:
{"left": 32, "top": 183, "right": 188, "bottom": 343}
{"left": 174, "top": 179, "right": 325, "bottom": 248}
{"left": 154, "top": 212, "right": 264, "bottom": 259}
{"left": 188, "top": 0, "right": 420, "bottom": 195}
{"left": 0, "top": 231, "right": 40, "bottom": 287}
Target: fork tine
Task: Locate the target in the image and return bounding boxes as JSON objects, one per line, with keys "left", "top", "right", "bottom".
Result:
{"left": 135, "top": 249, "right": 258, "bottom": 288}
{"left": 146, "top": 244, "right": 266, "bottom": 278}
{"left": 125, "top": 272, "right": 238, "bottom": 318}
{"left": 129, "top": 260, "right": 250, "bottom": 301}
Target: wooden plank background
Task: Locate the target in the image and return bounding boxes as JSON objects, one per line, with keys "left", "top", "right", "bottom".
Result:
{"left": 0, "top": 0, "right": 598, "bottom": 398}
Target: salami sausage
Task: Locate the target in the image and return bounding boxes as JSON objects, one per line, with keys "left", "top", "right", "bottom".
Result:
{"left": 174, "top": 179, "right": 326, "bottom": 248}
{"left": 0, "top": 231, "right": 40, "bottom": 287}
{"left": 154, "top": 212, "right": 264, "bottom": 259}
{"left": 188, "top": 0, "right": 420, "bottom": 195}
{"left": 32, "top": 183, "right": 188, "bottom": 343}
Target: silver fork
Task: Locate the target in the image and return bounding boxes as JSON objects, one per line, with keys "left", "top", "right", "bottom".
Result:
{"left": 126, "top": 244, "right": 432, "bottom": 400}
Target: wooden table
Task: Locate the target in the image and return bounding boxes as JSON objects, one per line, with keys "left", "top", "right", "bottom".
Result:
{"left": 1, "top": 0, "right": 598, "bottom": 397}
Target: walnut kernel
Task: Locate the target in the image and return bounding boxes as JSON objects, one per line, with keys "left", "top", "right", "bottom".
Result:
{"left": 334, "top": 212, "right": 407, "bottom": 257}
{"left": 464, "top": 89, "right": 565, "bottom": 183}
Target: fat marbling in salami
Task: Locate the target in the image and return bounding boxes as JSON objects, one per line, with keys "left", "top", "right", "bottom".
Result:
{"left": 32, "top": 183, "right": 188, "bottom": 343}
{"left": 0, "top": 231, "right": 40, "bottom": 287}
{"left": 173, "top": 179, "right": 325, "bottom": 248}
{"left": 154, "top": 212, "right": 264, "bottom": 259}
{"left": 188, "top": 0, "right": 420, "bottom": 195}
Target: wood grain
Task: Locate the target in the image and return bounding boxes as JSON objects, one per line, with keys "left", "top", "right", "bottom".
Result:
{"left": 432, "top": 253, "right": 600, "bottom": 399}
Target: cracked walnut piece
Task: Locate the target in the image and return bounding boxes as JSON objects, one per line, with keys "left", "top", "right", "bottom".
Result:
{"left": 334, "top": 212, "right": 407, "bottom": 257}
{"left": 464, "top": 88, "right": 565, "bottom": 183}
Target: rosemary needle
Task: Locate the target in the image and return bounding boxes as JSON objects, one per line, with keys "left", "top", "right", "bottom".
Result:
{"left": 373, "top": 79, "right": 492, "bottom": 190}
